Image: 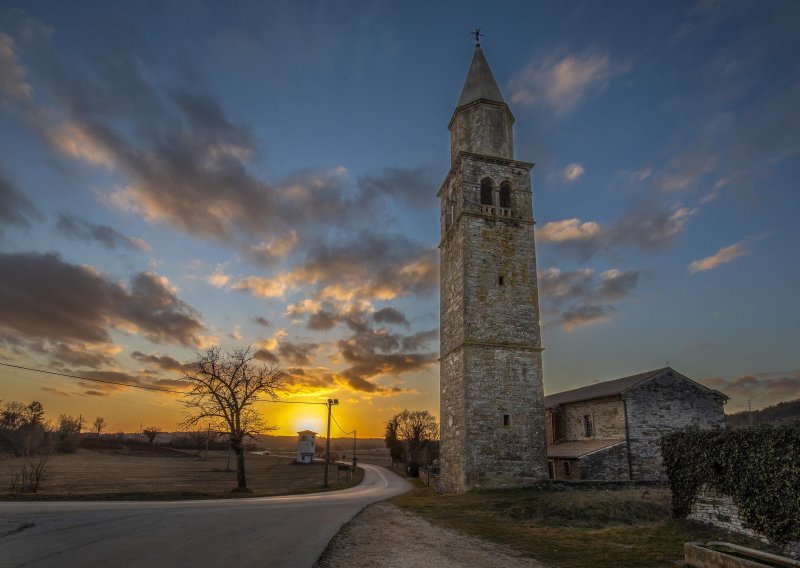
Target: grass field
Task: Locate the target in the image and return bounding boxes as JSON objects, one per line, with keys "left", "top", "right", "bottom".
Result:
{"left": 392, "top": 481, "right": 774, "bottom": 568}
{"left": 1, "top": 449, "right": 364, "bottom": 500}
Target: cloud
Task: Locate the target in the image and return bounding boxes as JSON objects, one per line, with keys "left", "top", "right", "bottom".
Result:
{"left": 538, "top": 219, "right": 601, "bottom": 244}
{"left": 246, "top": 231, "right": 299, "bottom": 265}
{"left": 539, "top": 267, "right": 640, "bottom": 330}
{"left": 251, "top": 316, "right": 270, "bottom": 328}
{"left": 276, "top": 340, "right": 319, "bottom": 366}
{"left": 0, "top": 32, "right": 32, "bottom": 101}
{"left": 49, "top": 342, "right": 119, "bottom": 369}
{"left": 130, "top": 350, "right": 188, "bottom": 372}
{"left": 539, "top": 204, "right": 697, "bottom": 261}
{"left": 285, "top": 232, "right": 438, "bottom": 302}
{"left": 559, "top": 305, "right": 610, "bottom": 331}
{"left": 231, "top": 275, "right": 289, "bottom": 298}
{"left": 335, "top": 326, "right": 437, "bottom": 393}
{"left": 0, "top": 251, "right": 204, "bottom": 347}
{"left": 372, "top": 307, "right": 409, "bottom": 327}
{"left": 510, "top": 51, "right": 626, "bottom": 114}
{"left": 561, "top": 163, "right": 585, "bottom": 182}
{"left": 0, "top": 167, "right": 40, "bottom": 233}
{"left": 56, "top": 213, "right": 150, "bottom": 251}
{"left": 702, "top": 371, "right": 800, "bottom": 411}
{"left": 594, "top": 269, "right": 640, "bottom": 302}
{"left": 206, "top": 269, "right": 231, "bottom": 288}
{"left": 689, "top": 241, "right": 747, "bottom": 273}
{"left": 26, "top": 47, "right": 364, "bottom": 252}
{"left": 357, "top": 164, "right": 438, "bottom": 209}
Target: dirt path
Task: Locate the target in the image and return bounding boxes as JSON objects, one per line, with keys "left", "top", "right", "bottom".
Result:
{"left": 315, "top": 501, "right": 546, "bottom": 567}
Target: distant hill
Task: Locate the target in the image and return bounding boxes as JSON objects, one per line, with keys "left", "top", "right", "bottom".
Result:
{"left": 726, "top": 398, "right": 800, "bottom": 428}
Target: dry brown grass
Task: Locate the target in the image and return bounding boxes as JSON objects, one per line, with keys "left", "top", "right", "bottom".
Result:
{"left": 1, "top": 449, "right": 363, "bottom": 500}
{"left": 392, "top": 482, "right": 774, "bottom": 568}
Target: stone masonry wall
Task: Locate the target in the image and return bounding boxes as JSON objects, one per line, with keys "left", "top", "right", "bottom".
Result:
{"left": 556, "top": 397, "right": 625, "bottom": 441}
{"left": 624, "top": 370, "right": 726, "bottom": 481}
{"left": 450, "top": 103, "right": 514, "bottom": 164}
{"left": 689, "top": 487, "right": 800, "bottom": 559}
{"left": 438, "top": 151, "right": 547, "bottom": 491}
{"left": 579, "top": 442, "right": 628, "bottom": 481}
{"left": 464, "top": 344, "right": 547, "bottom": 487}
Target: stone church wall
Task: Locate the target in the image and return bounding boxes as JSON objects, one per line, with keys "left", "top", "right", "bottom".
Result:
{"left": 625, "top": 371, "right": 726, "bottom": 481}
{"left": 554, "top": 397, "right": 625, "bottom": 442}
{"left": 579, "top": 442, "right": 628, "bottom": 481}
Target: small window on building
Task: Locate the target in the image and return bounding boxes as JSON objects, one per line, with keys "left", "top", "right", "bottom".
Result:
{"left": 480, "top": 178, "right": 494, "bottom": 205}
{"left": 564, "top": 461, "right": 571, "bottom": 477}
{"left": 503, "top": 414, "right": 511, "bottom": 427}
{"left": 499, "top": 181, "right": 512, "bottom": 208}
{"left": 498, "top": 275, "right": 504, "bottom": 286}
{"left": 301, "top": 435, "right": 307, "bottom": 441}
{"left": 583, "top": 415, "right": 594, "bottom": 437}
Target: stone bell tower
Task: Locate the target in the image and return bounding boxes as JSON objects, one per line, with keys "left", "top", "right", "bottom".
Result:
{"left": 438, "top": 43, "right": 547, "bottom": 493}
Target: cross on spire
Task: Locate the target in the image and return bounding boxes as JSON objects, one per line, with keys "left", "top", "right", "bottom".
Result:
{"left": 471, "top": 28, "right": 483, "bottom": 46}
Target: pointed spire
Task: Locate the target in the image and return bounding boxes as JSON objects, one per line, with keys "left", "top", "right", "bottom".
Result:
{"left": 455, "top": 45, "right": 506, "bottom": 109}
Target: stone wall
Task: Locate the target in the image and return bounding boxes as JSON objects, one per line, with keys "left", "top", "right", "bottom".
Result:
{"left": 624, "top": 370, "right": 726, "bottom": 481}
{"left": 438, "top": 151, "right": 548, "bottom": 492}
{"left": 579, "top": 442, "right": 629, "bottom": 481}
{"left": 689, "top": 487, "right": 800, "bottom": 559}
{"left": 554, "top": 397, "right": 625, "bottom": 442}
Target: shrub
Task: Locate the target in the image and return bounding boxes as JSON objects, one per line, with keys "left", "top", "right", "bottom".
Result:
{"left": 661, "top": 422, "right": 800, "bottom": 545}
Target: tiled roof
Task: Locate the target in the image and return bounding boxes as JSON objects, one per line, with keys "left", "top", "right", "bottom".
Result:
{"left": 544, "top": 368, "right": 668, "bottom": 408}
{"left": 544, "top": 367, "right": 729, "bottom": 408}
{"left": 547, "top": 439, "right": 626, "bottom": 459}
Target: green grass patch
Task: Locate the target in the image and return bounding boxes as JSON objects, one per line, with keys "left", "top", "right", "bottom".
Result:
{"left": 391, "top": 482, "right": 771, "bottom": 567}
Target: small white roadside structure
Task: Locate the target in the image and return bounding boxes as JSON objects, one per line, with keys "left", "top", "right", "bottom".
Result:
{"left": 296, "top": 430, "right": 317, "bottom": 464}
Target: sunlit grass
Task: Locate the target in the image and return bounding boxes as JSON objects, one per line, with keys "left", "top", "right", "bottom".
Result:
{"left": 392, "top": 482, "right": 771, "bottom": 567}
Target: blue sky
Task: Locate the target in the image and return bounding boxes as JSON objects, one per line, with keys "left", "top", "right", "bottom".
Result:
{"left": 0, "top": 1, "right": 798, "bottom": 435}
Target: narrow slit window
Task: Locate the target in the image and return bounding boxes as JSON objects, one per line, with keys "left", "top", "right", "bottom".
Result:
{"left": 498, "top": 275, "right": 504, "bottom": 286}
{"left": 503, "top": 414, "right": 511, "bottom": 427}
{"left": 564, "top": 461, "right": 571, "bottom": 477}
{"left": 583, "top": 414, "right": 594, "bottom": 437}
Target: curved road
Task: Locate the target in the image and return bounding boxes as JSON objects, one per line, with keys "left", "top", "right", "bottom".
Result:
{"left": 0, "top": 464, "right": 411, "bottom": 568}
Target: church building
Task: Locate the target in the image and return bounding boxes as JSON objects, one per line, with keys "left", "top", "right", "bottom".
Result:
{"left": 438, "top": 42, "right": 548, "bottom": 492}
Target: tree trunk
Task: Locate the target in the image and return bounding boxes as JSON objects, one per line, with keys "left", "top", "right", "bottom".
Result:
{"left": 234, "top": 440, "right": 246, "bottom": 489}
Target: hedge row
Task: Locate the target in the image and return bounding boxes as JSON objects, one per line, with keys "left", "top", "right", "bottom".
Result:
{"left": 660, "top": 422, "right": 800, "bottom": 545}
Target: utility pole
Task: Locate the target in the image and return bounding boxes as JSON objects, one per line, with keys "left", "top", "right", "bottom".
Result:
{"left": 352, "top": 429, "right": 357, "bottom": 469}
{"left": 204, "top": 423, "right": 210, "bottom": 459}
{"left": 323, "top": 398, "right": 339, "bottom": 488}
{"left": 78, "top": 414, "right": 83, "bottom": 433}
{"left": 748, "top": 400, "right": 753, "bottom": 426}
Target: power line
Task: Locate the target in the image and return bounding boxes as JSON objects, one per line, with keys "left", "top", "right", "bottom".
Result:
{"left": 330, "top": 410, "right": 354, "bottom": 435}
{"left": 0, "top": 361, "right": 185, "bottom": 394}
{"left": 0, "top": 361, "right": 331, "bottom": 406}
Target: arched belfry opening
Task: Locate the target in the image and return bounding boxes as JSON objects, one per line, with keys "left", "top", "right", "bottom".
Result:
{"left": 499, "top": 181, "right": 512, "bottom": 208}
{"left": 480, "top": 178, "right": 494, "bottom": 205}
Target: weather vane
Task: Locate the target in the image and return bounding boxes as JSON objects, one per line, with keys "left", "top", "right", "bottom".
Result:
{"left": 472, "top": 28, "right": 483, "bottom": 46}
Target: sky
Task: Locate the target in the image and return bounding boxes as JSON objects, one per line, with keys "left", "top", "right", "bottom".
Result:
{"left": 0, "top": 1, "right": 798, "bottom": 437}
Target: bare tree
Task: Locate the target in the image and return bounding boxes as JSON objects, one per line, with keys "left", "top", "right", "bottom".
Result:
{"left": 142, "top": 426, "right": 160, "bottom": 445}
{"left": 384, "top": 415, "right": 404, "bottom": 468}
{"left": 393, "top": 410, "right": 438, "bottom": 468}
{"left": 93, "top": 417, "right": 106, "bottom": 435}
{"left": 180, "top": 346, "right": 285, "bottom": 490}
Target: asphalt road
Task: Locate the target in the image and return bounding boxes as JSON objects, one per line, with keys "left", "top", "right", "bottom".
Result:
{"left": 0, "top": 463, "right": 411, "bottom": 568}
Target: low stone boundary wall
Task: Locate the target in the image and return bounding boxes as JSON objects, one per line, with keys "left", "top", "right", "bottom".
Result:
{"left": 689, "top": 487, "right": 799, "bottom": 559}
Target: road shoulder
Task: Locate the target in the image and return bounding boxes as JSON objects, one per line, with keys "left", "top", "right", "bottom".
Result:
{"left": 315, "top": 501, "right": 545, "bottom": 567}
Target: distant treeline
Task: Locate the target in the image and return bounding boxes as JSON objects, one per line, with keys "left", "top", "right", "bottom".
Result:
{"left": 726, "top": 398, "right": 800, "bottom": 428}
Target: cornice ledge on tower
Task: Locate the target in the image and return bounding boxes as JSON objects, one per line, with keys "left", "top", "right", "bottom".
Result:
{"left": 448, "top": 98, "right": 515, "bottom": 130}
{"left": 436, "top": 152, "right": 535, "bottom": 198}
